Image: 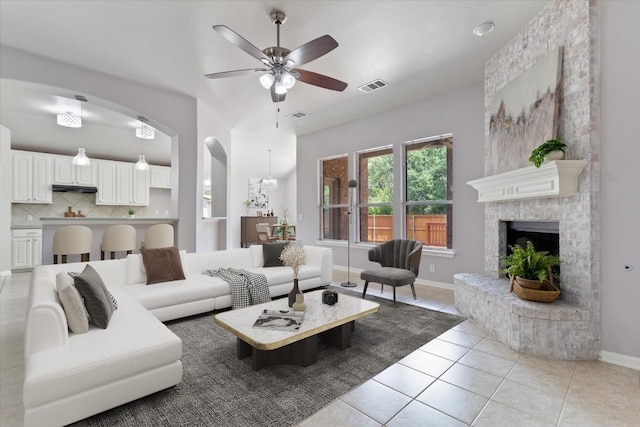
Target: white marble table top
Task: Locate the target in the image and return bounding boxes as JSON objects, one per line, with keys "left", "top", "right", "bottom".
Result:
{"left": 214, "top": 289, "right": 380, "bottom": 350}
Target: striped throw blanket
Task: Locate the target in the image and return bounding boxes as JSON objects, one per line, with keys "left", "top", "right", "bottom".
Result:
{"left": 206, "top": 268, "right": 271, "bottom": 309}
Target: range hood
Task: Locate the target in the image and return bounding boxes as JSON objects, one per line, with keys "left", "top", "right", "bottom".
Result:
{"left": 52, "top": 184, "right": 98, "bottom": 193}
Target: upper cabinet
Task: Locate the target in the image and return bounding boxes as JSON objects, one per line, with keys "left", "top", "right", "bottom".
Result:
{"left": 97, "top": 161, "right": 149, "bottom": 206}
{"left": 150, "top": 165, "right": 171, "bottom": 189}
{"left": 52, "top": 155, "right": 97, "bottom": 186}
{"left": 12, "top": 150, "right": 52, "bottom": 204}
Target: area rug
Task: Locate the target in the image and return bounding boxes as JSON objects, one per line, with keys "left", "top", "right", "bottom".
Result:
{"left": 87, "top": 287, "right": 465, "bottom": 426}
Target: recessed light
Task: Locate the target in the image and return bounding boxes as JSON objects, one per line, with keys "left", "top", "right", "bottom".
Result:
{"left": 473, "top": 21, "right": 495, "bottom": 37}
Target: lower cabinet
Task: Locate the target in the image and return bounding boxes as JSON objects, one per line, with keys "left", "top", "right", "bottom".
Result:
{"left": 12, "top": 229, "right": 42, "bottom": 269}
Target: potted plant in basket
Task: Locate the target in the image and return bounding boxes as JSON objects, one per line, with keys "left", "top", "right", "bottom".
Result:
{"left": 500, "top": 241, "right": 560, "bottom": 290}
{"left": 529, "top": 138, "right": 567, "bottom": 167}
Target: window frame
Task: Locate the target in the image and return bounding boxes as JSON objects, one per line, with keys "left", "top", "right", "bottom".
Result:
{"left": 356, "top": 145, "right": 394, "bottom": 244}
{"left": 318, "top": 154, "right": 351, "bottom": 241}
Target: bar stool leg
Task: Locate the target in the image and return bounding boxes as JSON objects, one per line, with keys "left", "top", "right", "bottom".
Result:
{"left": 53, "top": 254, "right": 58, "bottom": 264}
{"left": 101, "top": 251, "right": 105, "bottom": 260}
{"left": 110, "top": 251, "right": 116, "bottom": 260}
{"left": 62, "top": 255, "right": 67, "bottom": 264}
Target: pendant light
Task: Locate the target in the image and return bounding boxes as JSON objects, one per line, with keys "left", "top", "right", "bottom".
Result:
{"left": 261, "top": 149, "right": 277, "bottom": 189}
{"left": 71, "top": 95, "right": 90, "bottom": 166}
{"left": 134, "top": 116, "right": 150, "bottom": 171}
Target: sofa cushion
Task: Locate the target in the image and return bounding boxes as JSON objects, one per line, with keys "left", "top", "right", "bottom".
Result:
{"left": 141, "top": 246, "right": 186, "bottom": 285}
{"left": 126, "top": 274, "right": 221, "bottom": 310}
{"left": 73, "top": 264, "right": 114, "bottom": 329}
{"left": 263, "top": 241, "right": 290, "bottom": 267}
{"left": 250, "top": 245, "right": 264, "bottom": 267}
{"left": 55, "top": 272, "right": 89, "bottom": 334}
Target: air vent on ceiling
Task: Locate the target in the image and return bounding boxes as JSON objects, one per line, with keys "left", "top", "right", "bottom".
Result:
{"left": 358, "top": 79, "right": 388, "bottom": 93}
{"left": 286, "top": 111, "right": 309, "bottom": 119}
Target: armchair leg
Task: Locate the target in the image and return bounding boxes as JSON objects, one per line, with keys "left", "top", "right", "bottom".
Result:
{"left": 410, "top": 283, "right": 417, "bottom": 299}
{"left": 393, "top": 286, "right": 397, "bottom": 306}
{"left": 362, "top": 281, "right": 370, "bottom": 299}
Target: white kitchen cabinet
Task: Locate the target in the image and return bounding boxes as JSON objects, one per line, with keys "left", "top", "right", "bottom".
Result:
{"left": 12, "top": 150, "right": 52, "bottom": 204}
{"left": 53, "top": 155, "right": 96, "bottom": 185}
{"left": 150, "top": 165, "right": 171, "bottom": 189}
{"left": 96, "top": 160, "right": 117, "bottom": 205}
{"left": 12, "top": 228, "right": 43, "bottom": 269}
{"left": 97, "top": 160, "right": 149, "bottom": 206}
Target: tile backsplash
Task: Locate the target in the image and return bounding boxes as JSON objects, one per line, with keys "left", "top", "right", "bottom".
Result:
{"left": 12, "top": 193, "right": 146, "bottom": 226}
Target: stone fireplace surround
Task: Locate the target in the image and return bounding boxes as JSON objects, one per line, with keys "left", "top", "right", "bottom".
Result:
{"left": 454, "top": 0, "right": 601, "bottom": 360}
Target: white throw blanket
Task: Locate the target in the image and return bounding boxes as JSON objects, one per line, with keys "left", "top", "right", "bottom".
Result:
{"left": 206, "top": 268, "right": 271, "bottom": 309}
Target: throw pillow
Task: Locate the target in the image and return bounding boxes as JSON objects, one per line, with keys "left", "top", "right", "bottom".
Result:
{"left": 262, "top": 241, "right": 290, "bottom": 267}
{"left": 140, "top": 246, "right": 186, "bottom": 285}
{"left": 69, "top": 271, "right": 118, "bottom": 311}
{"left": 56, "top": 272, "right": 89, "bottom": 334}
{"left": 73, "top": 264, "right": 114, "bottom": 329}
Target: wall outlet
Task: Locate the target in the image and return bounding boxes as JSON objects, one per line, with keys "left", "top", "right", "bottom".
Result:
{"left": 429, "top": 264, "right": 435, "bottom": 273}
{"left": 164, "top": 210, "right": 169, "bottom": 216}
{"left": 27, "top": 214, "right": 33, "bottom": 221}
{"left": 155, "top": 210, "right": 159, "bottom": 215}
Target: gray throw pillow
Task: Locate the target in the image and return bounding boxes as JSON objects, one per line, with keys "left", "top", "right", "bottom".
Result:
{"left": 262, "top": 241, "right": 290, "bottom": 267}
{"left": 73, "top": 264, "right": 114, "bottom": 329}
{"left": 56, "top": 272, "right": 89, "bottom": 334}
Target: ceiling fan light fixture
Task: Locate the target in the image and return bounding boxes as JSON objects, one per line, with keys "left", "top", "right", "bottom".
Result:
{"left": 282, "top": 72, "right": 296, "bottom": 89}
{"left": 274, "top": 79, "right": 287, "bottom": 95}
{"left": 259, "top": 73, "right": 275, "bottom": 89}
{"left": 57, "top": 112, "right": 82, "bottom": 128}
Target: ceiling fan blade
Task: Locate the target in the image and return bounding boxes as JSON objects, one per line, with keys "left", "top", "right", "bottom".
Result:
{"left": 205, "top": 68, "right": 269, "bottom": 79}
{"left": 284, "top": 35, "right": 338, "bottom": 67}
{"left": 295, "top": 69, "right": 348, "bottom": 92}
{"left": 271, "top": 85, "right": 286, "bottom": 103}
{"left": 213, "top": 25, "right": 270, "bottom": 64}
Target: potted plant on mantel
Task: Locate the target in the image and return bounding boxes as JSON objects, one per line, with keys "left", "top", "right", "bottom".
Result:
{"left": 500, "top": 241, "right": 561, "bottom": 302}
{"left": 529, "top": 138, "right": 567, "bottom": 167}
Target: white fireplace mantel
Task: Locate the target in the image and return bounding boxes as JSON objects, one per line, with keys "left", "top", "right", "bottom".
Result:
{"left": 467, "top": 160, "right": 587, "bottom": 203}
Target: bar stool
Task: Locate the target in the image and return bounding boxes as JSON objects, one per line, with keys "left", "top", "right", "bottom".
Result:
{"left": 53, "top": 225, "right": 93, "bottom": 264}
{"left": 141, "top": 224, "right": 174, "bottom": 249}
{"left": 100, "top": 225, "right": 136, "bottom": 260}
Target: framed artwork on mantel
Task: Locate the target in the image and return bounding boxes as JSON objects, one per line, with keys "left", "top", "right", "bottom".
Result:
{"left": 488, "top": 47, "right": 563, "bottom": 175}
{"left": 247, "top": 178, "right": 269, "bottom": 208}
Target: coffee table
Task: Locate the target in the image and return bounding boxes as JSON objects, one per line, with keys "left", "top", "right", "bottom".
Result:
{"left": 214, "top": 289, "right": 380, "bottom": 370}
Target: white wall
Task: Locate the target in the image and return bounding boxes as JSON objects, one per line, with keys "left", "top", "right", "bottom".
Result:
{"left": 228, "top": 127, "right": 297, "bottom": 248}
{"left": 197, "top": 100, "right": 232, "bottom": 251}
{"left": 0, "top": 125, "right": 11, "bottom": 274}
{"left": 297, "top": 83, "right": 486, "bottom": 283}
{"left": 0, "top": 45, "right": 200, "bottom": 251}
{"left": 600, "top": 1, "right": 640, "bottom": 360}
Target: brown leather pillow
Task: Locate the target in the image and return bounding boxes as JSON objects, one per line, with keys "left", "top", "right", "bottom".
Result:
{"left": 140, "top": 246, "right": 186, "bottom": 285}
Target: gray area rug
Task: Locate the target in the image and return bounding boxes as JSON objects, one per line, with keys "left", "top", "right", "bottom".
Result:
{"left": 87, "top": 287, "right": 465, "bottom": 426}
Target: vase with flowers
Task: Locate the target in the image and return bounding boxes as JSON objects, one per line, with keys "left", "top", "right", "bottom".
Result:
{"left": 280, "top": 243, "right": 305, "bottom": 307}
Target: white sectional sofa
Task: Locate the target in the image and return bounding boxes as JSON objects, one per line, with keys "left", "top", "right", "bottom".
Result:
{"left": 23, "top": 244, "right": 333, "bottom": 427}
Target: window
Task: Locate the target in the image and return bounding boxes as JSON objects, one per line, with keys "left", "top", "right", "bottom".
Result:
{"left": 357, "top": 146, "right": 393, "bottom": 243}
{"left": 319, "top": 155, "right": 349, "bottom": 240}
{"left": 404, "top": 135, "right": 453, "bottom": 249}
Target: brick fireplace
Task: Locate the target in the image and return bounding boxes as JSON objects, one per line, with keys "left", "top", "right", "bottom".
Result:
{"left": 455, "top": 0, "right": 601, "bottom": 360}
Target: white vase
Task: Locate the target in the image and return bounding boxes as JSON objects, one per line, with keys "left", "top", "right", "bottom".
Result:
{"left": 544, "top": 150, "right": 564, "bottom": 162}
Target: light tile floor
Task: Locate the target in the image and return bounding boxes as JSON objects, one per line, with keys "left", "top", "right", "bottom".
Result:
{"left": 1, "top": 271, "right": 639, "bottom": 427}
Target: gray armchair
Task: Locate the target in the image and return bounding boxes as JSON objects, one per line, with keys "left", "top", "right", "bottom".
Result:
{"left": 360, "top": 239, "right": 423, "bottom": 305}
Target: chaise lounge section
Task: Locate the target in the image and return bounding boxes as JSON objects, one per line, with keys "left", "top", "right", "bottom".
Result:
{"left": 23, "top": 244, "right": 333, "bottom": 427}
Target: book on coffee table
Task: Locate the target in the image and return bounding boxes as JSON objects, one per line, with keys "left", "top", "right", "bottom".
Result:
{"left": 252, "top": 308, "right": 304, "bottom": 332}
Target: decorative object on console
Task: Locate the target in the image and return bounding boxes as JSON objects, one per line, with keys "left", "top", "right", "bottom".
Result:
{"left": 280, "top": 242, "right": 306, "bottom": 306}
{"left": 529, "top": 138, "right": 567, "bottom": 167}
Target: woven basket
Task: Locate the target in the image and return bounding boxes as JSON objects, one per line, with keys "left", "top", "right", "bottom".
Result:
{"left": 515, "top": 276, "right": 544, "bottom": 290}
{"left": 510, "top": 276, "right": 560, "bottom": 303}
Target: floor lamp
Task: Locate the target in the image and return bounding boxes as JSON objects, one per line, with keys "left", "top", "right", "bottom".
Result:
{"left": 341, "top": 179, "right": 358, "bottom": 287}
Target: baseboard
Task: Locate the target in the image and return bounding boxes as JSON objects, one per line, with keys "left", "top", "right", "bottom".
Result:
{"left": 333, "top": 265, "right": 454, "bottom": 291}
{"left": 599, "top": 350, "right": 640, "bottom": 371}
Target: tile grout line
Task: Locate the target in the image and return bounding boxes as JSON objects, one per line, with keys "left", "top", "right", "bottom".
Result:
{"left": 554, "top": 360, "right": 578, "bottom": 426}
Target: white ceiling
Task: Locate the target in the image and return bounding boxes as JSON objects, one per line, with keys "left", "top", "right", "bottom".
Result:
{"left": 0, "top": 0, "right": 550, "bottom": 165}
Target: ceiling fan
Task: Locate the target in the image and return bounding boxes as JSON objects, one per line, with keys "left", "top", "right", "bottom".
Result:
{"left": 205, "top": 9, "right": 348, "bottom": 103}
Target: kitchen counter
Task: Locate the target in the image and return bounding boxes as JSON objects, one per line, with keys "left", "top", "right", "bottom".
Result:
{"left": 40, "top": 218, "right": 179, "bottom": 265}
